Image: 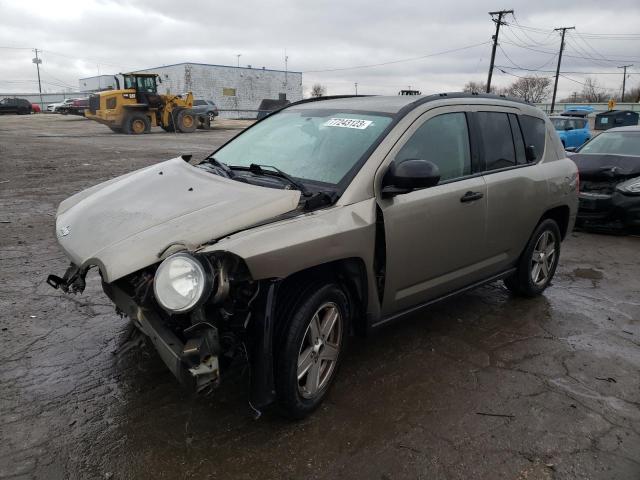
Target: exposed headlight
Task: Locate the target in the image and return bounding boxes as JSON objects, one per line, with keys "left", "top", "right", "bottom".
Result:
{"left": 616, "top": 177, "right": 640, "bottom": 195}
{"left": 153, "top": 253, "right": 210, "bottom": 312}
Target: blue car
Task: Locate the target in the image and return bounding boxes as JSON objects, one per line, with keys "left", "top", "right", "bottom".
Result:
{"left": 550, "top": 116, "right": 591, "bottom": 149}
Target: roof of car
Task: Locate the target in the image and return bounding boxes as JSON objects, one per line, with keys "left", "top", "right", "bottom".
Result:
{"left": 287, "top": 92, "right": 532, "bottom": 115}
{"left": 604, "top": 125, "right": 640, "bottom": 133}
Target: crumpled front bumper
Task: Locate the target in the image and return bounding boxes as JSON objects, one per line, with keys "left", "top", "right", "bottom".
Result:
{"left": 101, "top": 282, "right": 220, "bottom": 393}
{"left": 577, "top": 191, "right": 640, "bottom": 231}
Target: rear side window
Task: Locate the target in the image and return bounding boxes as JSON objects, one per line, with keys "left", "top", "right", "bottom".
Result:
{"left": 395, "top": 112, "right": 471, "bottom": 183}
{"left": 193, "top": 100, "right": 206, "bottom": 106}
{"left": 476, "top": 112, "right": 516, "bottom": 171}
{"left": 519, "top": 115, "right": 546, "bottom": 162}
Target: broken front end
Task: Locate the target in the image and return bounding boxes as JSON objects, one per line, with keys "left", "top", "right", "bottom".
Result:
{"left": 48, "top": 251, "right": 279, "bottom": 409}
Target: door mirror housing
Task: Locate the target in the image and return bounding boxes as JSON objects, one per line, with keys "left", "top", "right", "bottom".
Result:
{"left": 565, "top": 146, "right": 577, "bottom": 153}
{"left": 381, "top": 159, "right": 440, "bottom": 197}
{"left": 525, "top": 145, "right": 537, "bottom": 163}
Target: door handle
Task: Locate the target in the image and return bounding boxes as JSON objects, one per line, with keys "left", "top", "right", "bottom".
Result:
{"left": 460, "top": 191, "right": 484, "bottom": 203}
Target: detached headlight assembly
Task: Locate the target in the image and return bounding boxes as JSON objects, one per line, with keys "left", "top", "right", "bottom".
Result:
{"left": 153, "top": 253, "right": 211, "bottom": 313}
{"left": 616, "top": 177, "right": 640, "bottom": 195}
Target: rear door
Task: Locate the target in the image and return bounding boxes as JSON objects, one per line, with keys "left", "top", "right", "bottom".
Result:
{"left": 477, "top": 111, "right": 547, "bottom": 271}
{"left": 378, "top": 107, "right": 489, "bottom": 315}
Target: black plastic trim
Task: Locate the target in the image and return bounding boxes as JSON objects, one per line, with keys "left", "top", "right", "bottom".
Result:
{"left": 371, "top": 267, "right": 517, "bottom": 329}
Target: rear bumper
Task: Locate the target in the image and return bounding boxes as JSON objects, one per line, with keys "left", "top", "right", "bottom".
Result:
{"left": 577, "top": 191, "right": 640, "bottom": 230}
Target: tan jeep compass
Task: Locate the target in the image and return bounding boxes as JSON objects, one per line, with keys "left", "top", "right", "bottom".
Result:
{"left": 48, "top": 93, "right": 579, "bottom": 418}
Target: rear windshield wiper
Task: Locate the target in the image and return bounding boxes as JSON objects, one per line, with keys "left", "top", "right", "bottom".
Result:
{"left": 230, "top": 163, "right": 312, "bottom": 197}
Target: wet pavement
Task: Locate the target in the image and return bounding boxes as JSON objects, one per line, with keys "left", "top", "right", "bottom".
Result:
{"left": 1, "top": 114, "right": 639, "bottom": 480}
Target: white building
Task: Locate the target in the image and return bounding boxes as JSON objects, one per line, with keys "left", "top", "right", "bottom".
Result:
{"left": 79, "top": 62, "right": 303, "bottom": 118}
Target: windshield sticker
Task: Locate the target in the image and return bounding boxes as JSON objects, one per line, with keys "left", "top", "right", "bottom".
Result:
{"left": 324, "top": 118, "right": 373, "bottom": 129}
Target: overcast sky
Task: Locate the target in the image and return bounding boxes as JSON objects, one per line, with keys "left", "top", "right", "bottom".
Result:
{"left": 1, "top": 0, "right": 639, "bottom": 100}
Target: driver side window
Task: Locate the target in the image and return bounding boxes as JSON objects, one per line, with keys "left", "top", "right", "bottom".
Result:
{"left": 395, "top": 113, "right": 471, "bottom": 183}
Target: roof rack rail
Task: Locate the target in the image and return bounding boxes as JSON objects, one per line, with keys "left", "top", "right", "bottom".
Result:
{"left": 286, "top": 94, "right": 373, "bottom": 108}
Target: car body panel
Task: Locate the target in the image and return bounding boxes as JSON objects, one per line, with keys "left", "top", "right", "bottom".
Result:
{"left": 55, "top": 157, "right": 300, "bottom": 282}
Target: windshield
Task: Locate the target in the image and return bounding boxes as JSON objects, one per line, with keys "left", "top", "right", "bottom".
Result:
{"left": 579, "top": 132, "right": 640, "bottom": 156}
{"left": 213, "top": 109, "right": 393, "bottom": 185}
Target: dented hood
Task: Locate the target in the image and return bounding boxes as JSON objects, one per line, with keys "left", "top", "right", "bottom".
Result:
{"left": 55, "top": 157, "right": 301, "bottom": 282}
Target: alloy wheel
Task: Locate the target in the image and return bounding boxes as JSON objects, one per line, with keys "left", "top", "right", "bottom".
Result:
{"left": 297, "top": 302, "right": 342, "bottom": 399}
{"left": 531, "top": 230, "right": 557, "bottom": 286}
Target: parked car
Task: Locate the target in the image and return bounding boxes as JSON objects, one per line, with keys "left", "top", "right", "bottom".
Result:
{"left": 47, "top": 93, "right": 578, "bottom": 418}
{"left": 59, "top": 98, "right": 89, "bottom": 116}
{"left": 31, "top": 103, "right": 41, "bottom": 113}
{"left": 0, "top": 97, "right": 32, "bottom": 115}
{"left": 550, "top": 116, "right": 591, "bottom": 149}
{"left": 46, "top": 98, "right": 76, "bottom": 113}
{"left": 571, "top": 125, "right": 640, "bottom": 233}
{"left": 256, "top": 98, "right": 291, "bottom": 120}
{"left": 191, "top": 99, "right": 219, "bottom": 122}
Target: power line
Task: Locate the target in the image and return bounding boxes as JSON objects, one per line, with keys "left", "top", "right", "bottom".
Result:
{"left": 495, "top": 65, "right": 636, "bottom": 75}
{"left": 302, "top": 41, "right": 491, "bottom": 73}
{"left": 500, "top": 40, "right": 640, "bottom": 64}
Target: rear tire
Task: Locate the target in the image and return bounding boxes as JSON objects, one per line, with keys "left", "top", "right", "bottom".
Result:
{"left": 123, "top": 112, "right": 150, "bottom": 134}
{"left": 504, "top": 219, "right": 561, "bottom": 297}
{"left": 275, "top": 283, "right": 349, "bottom": 419}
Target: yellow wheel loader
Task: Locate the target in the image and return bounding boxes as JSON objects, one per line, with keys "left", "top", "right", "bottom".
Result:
{"left": 84, "top": 73, "right": 207, "bottom": 134}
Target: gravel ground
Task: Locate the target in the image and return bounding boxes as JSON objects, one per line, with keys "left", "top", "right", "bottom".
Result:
{"left": 1, "top": 114, "right": 639, "bottom": 480}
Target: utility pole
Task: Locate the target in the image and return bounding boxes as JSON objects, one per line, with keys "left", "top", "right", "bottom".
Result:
{"left": 236, "top": 54, "right": 241, "bottom": 68}
{"left": 486, "top": 9, "right": 513, "bottom": 93}
{"left": 618, "top": 64, "right": 632, "bottom": 102}
{"left": 32, "top": 48, "right": 43, "bottom": 108}
{"left": 550, "top": 26, "right": 575, "bottom": 114}
{"left": 355, "top": 82, "right": 358, "bottom": 95}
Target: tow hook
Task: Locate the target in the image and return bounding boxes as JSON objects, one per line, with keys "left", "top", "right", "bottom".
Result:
{"left": 46, "top": 264, "right": 87, "bottom": 293}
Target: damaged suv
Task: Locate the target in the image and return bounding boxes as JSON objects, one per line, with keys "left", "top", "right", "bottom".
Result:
{"left": 48, "top": 93, "right": 578, "bottom": 418}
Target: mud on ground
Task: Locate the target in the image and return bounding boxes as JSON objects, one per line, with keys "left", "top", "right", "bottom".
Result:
{"left": 1, "top": 114, "right": 639, "bottom": 480}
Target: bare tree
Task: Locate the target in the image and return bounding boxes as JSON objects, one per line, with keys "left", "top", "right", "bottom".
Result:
{"left": 582, "top": 77, "right": 607, "bottom": 102}
{"left": 310, "top": 84, "right": 327, "bottom": 98}
{"left": 507, "top": 76, "right": 552, "bottom": 103}
{"left": 463, "top": 81, "right": 488, "bottom": 94}
{"left": 463, "top": 80, "right": 507, "bottom": 95}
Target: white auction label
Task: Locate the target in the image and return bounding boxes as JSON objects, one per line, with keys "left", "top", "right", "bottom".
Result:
{"left": 323, "top": 118, "right": 372, "bottom": 129}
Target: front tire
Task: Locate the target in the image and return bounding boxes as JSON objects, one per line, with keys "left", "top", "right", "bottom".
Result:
{"left": 505, "top": 219, "right": 561, "bottom": 297}
{"left": 275, "top": 283, "right": 349, "bottom": 419}
{"left": 175, "top": 109, "right": 197, "bottom": 133}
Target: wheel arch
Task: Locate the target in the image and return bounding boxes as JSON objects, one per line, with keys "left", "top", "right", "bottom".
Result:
{"left": 540, "top": 205, "right": 571, "bottom": 240}
{"left": 274, "top": 257, "right": 369, "bottom": 337}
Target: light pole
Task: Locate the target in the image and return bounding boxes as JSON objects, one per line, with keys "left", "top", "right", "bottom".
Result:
{"left": 355, "top": 82, "right": 358, "bottom": 95}
{"left": 236, "top": 54, "right": 241, "bottom": 68}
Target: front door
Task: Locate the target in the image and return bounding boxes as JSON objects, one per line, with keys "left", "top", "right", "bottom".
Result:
{"left": 377, "top": 108, "right": 489, "bottom": 315}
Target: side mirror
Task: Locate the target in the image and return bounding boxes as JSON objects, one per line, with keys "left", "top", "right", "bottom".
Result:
{"left": 381, "top": 159, "right": 440, "bottom": 197}
{"left": 565, "top": 146, "right": 577, "bottom": 152}
{"left": 525, "top": 145, "right": 537, "bottom": 163}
